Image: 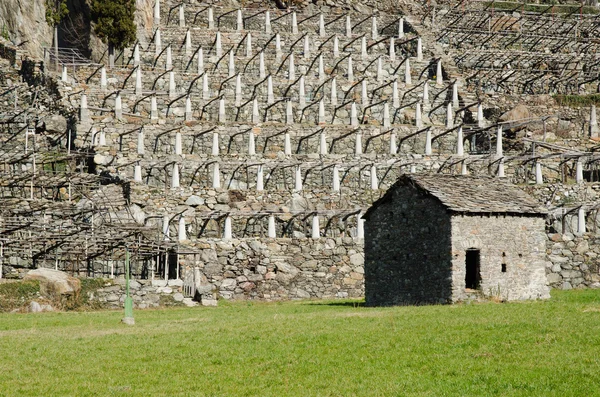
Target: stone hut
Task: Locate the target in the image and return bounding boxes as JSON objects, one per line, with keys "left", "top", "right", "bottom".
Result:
{"left": 363, "top": 174, "right": 550, "bottom": 306}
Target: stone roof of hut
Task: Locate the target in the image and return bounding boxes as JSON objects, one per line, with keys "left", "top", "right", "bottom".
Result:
{"left": 365, "top": 174, "right": 547, "bottom": 218}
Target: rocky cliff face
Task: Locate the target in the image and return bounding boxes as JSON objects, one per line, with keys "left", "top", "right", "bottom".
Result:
{"left": 0, "top": 0, "right": 52, "bottom": 59}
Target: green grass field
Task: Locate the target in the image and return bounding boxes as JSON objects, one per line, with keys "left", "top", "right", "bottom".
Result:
{"left": 1, "top": 290, "right": 600, "bottom": 396}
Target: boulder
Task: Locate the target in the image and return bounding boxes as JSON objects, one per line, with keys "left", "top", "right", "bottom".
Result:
{"left": 499, "top": 104, "right": 530, "bottom": 123}
{"left": 24, "top": 269, "right": 81, "bottom": 299}
{"left": 40, "top": 115, "right": 68, "bottom": 134}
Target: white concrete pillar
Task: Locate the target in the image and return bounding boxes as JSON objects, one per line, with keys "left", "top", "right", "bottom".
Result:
{"left": 417, "top": 37, "right": 423, "bottom": 61}
{"left": 333, "top": 36, "right": 339, "bottom": 57}
{"left": 100, "top": 67, "right": 107, "bottom": 90}
{"left": 61, "top": 66, "right": 67, "bottom": 82}
{"left": 215, "top": 31, "right": 222, "bottom": 58}
{"left": 303, "top": 35, "right": 310, "bottom": 60}
{"left": 171, "top": 163, "right": 180, "bottom": 188}
{"left": 267, "top": 75, "right": 274, "bottom": 104}
{"left": 99, "top": 130, "right": 106, "bottom": 146}
{"left": 356, "top": 215, "right": 364, "bottom": 239}
{"left": 496, "top": 125, "right": 503, "bottom": 157}
{"left": 275, "top": 34, "right": 282, "bottom": 59}
{"left": 286, "top": 100, "right": 293, "bottom": 125}
{"left": 355, "top": 131, "right": 362, "bottom": 155}
{"left": 405, "top": 58, "right": 412, "bottom": 85}
{"left": 452, "top": 82, "right": 459, "bottom": 108}
{"left": 590, "top": 105, "right": 599, "bottom": 138}
{"left": 218, "top": 98, "right": 226, "bottom": 123}
{"left": 351, "top": 102, "right": 358, "bottom": 126}
{"left": 151, "top": 95, "right": 158, "bottom": 121}
{"left": 265, "top": 10, "right": 271, "bottom": 33}
{"left": 332, "top": 165, "right": 340, "bottom": 191}
{"left": 177, "top": 216, "right": 187, "bottom": 243}
{"left": 346, "top": 16, "right": 352, "bottom": 37}
{"left": 390, "top": 132, "right": 397, "bottom": 154}
{"left": 228, "top": 50, "right": 235, "bottom": 77}
{"left": 168, "top": 71, "right": 176, "bottom": 98}
{"left": 331, "top": 77, "right": 337, "bottom": 106}
{"left": 259, "top": 51, "right": 266, "bottom": 79}
{"left": 202, "top": 73, "right": 209, "bottom": 99}
{"left": 398, "top": 17, "right": 404, "bottom": 38}
{"left": 256, "top": 164, "right": 264, "bottom": 191}
{"left": 134, "top": 164, "right": 142, "bottom": 182}
{"left": 311, "top": 215, "right": 320, "bottom": 239}
{"left": 179, "top": 4, "right": 185, "bottom": 27}
{"left": 198, "top": 47, "right": 204, "bottom": 73}
{"left": 319, "top": 14, "right": 325, "bottom": 37}
{"left": 114, "top": 93, "right": 122, "bottom": 120}
{"left": 268, "top": 215, "right": 276, "bottom": 238}
{"left": 135, "top": 67, "right": 143, "bottom": 96}
{"left": 237, "top": 9, "right": 243, "bottom": 31}
{"left": 224, "top": 216, "right": 232, "bottom": 240}
{"left": 416, "top": 103, "right": 422, "bottom": 128}
{"left": 446, "top": 102, "right": 453, "bottom": 129}
{"left": 576, "top": 159, "right": 584, "bottom": 183}
{"left": 578, "top": 207, "right": 586, "bottom": 234}
{"left": 461, "top": 160, "right": 468, "bottom": 175}
{"left": 361, "top": 36, "right": 367, "bottom": 59}
{"left": 175, "top": 132, "right": 182, "bottom": 154}
{"left": 252, "top": 98, "right": 259, "bottom": 123}
{"left": 342, "top": 55, "right": 352, "bottom": 81}
{"left": 155, "top": 28, "right": 162, "bottom": 56}
{"left": 292, "top": 12, "right": 298, "bottom": 34}
{"left": 246, "top": 33, "right": 252, "bottom": 57}
{"left": 235, "top": 74, "right": 242, "bottom": 106}
{"left": 284, "top": 131, "right": 292, "bottom": 154}
{"left": 294, "top": 166, "right": 303, "bottom": 191}
{"left": 166, "top": 45, "right": 172, "bottom": 70}
{"left": 410, "top": 165, "right": 416, "bottom": 173}
{"left": 299, "top": 75, "right": 306, "bottom": 108}
{"left": 320, "top": 131, "right": 327, "bottom": 155}
{"left": 163, "top": 214, "right": 170, "bottom": 241}
{"left": 154, "top": 0, "right": 160, "bottom": 26}
{"left": 497, "top": 159, "right": 505, "bottom": 178}
{"left": 477, "top": 103, "right": 484, "bottom": 127}
{"left": 288, "top": 53, "right": 296, "bottom": 81}
{"left": 248, "top": 130, "right": 256, "bottom": 155}
{"left": 425, "top": 128, "right": 432, "bottom": 155}
{"left": 208, "top": 7, "right": 214, "bottom": 29}
{"left": 535, "top": 162, "right": 543, "bottom": 184}
{"left": 383, "top": 102, "right": 390, "bottom": 128}
{"left": 436, "top": 60, "right": 443, "bottom": 87}
{"left": 212, "top": 132, "right": 219, "bottom": 156}
{"left": 137, "top": 129, "right": 145, "bottom": 155}
{"left": 80, "top": 94, "right": 89, "bottom": 122}
{"left": 318, "top": 99, "right": 325, "bottom": 124}
{"left": 371, "top": 165, "right": 378, "bottom": 190}
{"left": 457, "top": 126, "right": 464, "bottom": 156}
{"left": 212, "top": 162, "right": 221, "bottom": 188}
{"left": 361, "top": 80, "right": 368, "bottom": 106}
{"left": 371, "top": 16, "right": 378, "bottom": 40}
{"left": 392, "top": 80, "right": 399, "bottom": 108}
{"left": 423, "top": 82, "right": 429, "bottom": 108}
{"left": 389, "top": 37, "right": 395, "bottom": 61}
{"left": 133, "top": 43, "right": 140, "bottom": 67}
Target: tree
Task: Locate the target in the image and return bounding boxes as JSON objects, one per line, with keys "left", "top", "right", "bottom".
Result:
{"left": 45, "top": 0, "right": 69, "bottom": 70}
{"left": 90, "top": 0, "right": 137, "bottom": 68}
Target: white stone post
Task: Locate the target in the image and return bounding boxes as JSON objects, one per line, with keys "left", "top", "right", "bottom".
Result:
{"left": 202, "top": 73, "right": 209, "bottom": 99}
{"left": 393, "top": 80, "right": 399, "bottom": 108}
{"left": 370, "top": 165, "right": 378, "bottom": 190}
{"left": 219, "top": 98, "right": 226, "bottom": 123}
{"left": 390, "top": 132, "right": 397, "bottom": 154}
{"left": 578, "top": 207, "right": 586, "bottom": 234}
{"left": 425, "top": 128, "right": 432, "bottom": 155}
{"left": 362, "top": 80, "right": 368, "bottom": 106}
{"left": 235, "top": 74, "right": 242, "bottom": 106}
{"left": 135, "top": 67, "right": 143, "bottom": 96}
{"left": 99, "top": 130, "right": 106, "bottom": 146}
{"left": 311, "top": 215, "right": 320, "bottom": 239}
{"left": 318, "top": 54, "right": 325, "bottom": 81}
{"left": 252, "top": 98, "right": 259, "bottom": 123}
{"left": 318, "top": 99, "right": 325, "bottom": 124}
{"left": 423, "top": 82, "right": 429, "bottom": 109}
{"left": 228, "top": 51, "right": 235, "bottom": 77}
{"left": 212, "top": 132, "right": 219, "bottom": 156}
{"left": 456, "top": 126, "right": 464, "bottom": 156}
{"left": 477, "top": 103, "right": 484, "bottom": 127}
{"left": 331, "top": 77, "right": 337, "bottom": 106}
{"left": 319, "top": 14, "right": 325, "bottom": 37}
{"left": 224, "top": 216, "right": 232, "bottom": 240}
{"left": 171, "top": 163, "right": 180, "bottom": 188}
{"left": 446, "top": 102, "right": 453, "bottom": 129}
{"left": 351, "top": 102, "right": 358, "bottom": 126}
{"left": 462, "top": 161, "right": 468, "bottom": 175}
{"left": 377, "top": 57, "right": 383, "bottom": 82}
{"left": 61, "top": 66, "right": 67, "bottom": 82}
{"left": 179, "top": 5, "right": 186, "bottom": 28}
{"left": 114, "top": 93, "right": 123, "bottom": 120}
{"left": 346, "top": 16, "right": 352, "bottom": 37}
{"left": 332, "top": 165, "right": 340, "bottom": 191}
{"left": 265, "top": 10, "right": 271, "bottom": 33}
{"left": 292, "top": 12, "right": 298, "bottom": 34}
{"left": 361, "top": 36, "right": 367, "bottom": 59}
{"left": 198, "top": 47, "right": 204, "bottom": 73}
{"left": 237, "top": 9, "right": 243, "bottom": 31}
{"left": 175, "top": 132, "right": 182, "bottom": 155}
{"left": 286, "top": 100, "right": 293, "bottom": 125}
{"left": 410, "top": 165, "right": 416, "bottom": 173}
{"left": 80, "top": 94, "right": 89, "bottom": 122}
{"left": 304, "top": 35, "right": 310, "bottom": 60}
{"left": 535, "top": 162, "right": 543, "bottom": 184}
{"left": 155, "top": 28, "right": 162, "bottom": 56}
{"left": 248, "top": 130, "right": 256, "bottom": 155}
{"left": 259, "top": 51, "right": 266, "bottom": 79}
{"left": 284, "top": 131, "right": 292, "bottom": 154}
{"left": 417, "top": 37, "right": 423, "bottom": 61}
{"left": 333, "top": 36, "right": 339, "bottom": 58}
{"left": 356, "top": 215, "right": 365, "bottom": 239}
{"left": 436, "top": 60, "right": 443, "bottom": 87}
{"left": 212, "top": 162, "right": 221, "bottom": 188}
{"left": 497, "top": 159, "right": 505, "bottom": 178}
{"left": 289, "top": 53, "right": 296, "bottom": 81}
{"left": 154, "top": 0, "right": 160, "bottom": 26}
{"left": 178, "top": 217, "right": 187, "bottom": 241}
{"left": 347, "top": 56, "right": 353, "bottom": 81}
{"left": 163, "top": 214, "right": 170, "bottom": 241}
{"left": 294, "top": 166, "right": 303, "bottom": 191}
{"left": 137, "top": 129, "right": 145, "bottom": 155}
{"left": 389, "top": 37, "right": 395, "bottom": 61}
{"left": 134, "top": 164, "right": 142, "bottom": 182}
{"left": 383, "top": 102, "right": 390, "bottom": 128}
{"left": 355, "top": 131, "right": 362, "bottom": 155}
{"left": 268, "top": 215, "right": 276, "bottom": 238}
{"left": 100, "top": 67, "right": 107, "bottom": 91}
{"left": 208, "top": 7, "right": 214, "bottom": 29}
{"left": 275, "top": 34, "right": 282, "bottom": 59}
{"left": 215, "top": 31, "right": 222, "bottom": 58}
{"left": 416, "top": 103, "right": 422, "bottom": 128}
{"left": 372, "top": 16, "right": 378, "bottom": 40}
{"left": 299, "top": 75, "right": 306, "bottom": 108}
{"left": 398, "top": 18, "right": 404, "bottom": 38}
{"left": 496, "top": 125, "right": 503, "bottom": 157}
{"left": 133, "top": 43, "right": 140, "bottom": 66}
{"left": 246, "top": 33, "right": 252, "bottom": 58}
{"left": 168, "top": 71, "right": 176, "bottom": 98}
{"left": 267, "top": 75, "right": 274, "bottom": 104}
{"left": 151, "top": 95, "right": 158, "bottom": 121}
{"left": 320, "top": 131, "right": 327, "bottom": 155}
{"left": 452, "top": 82, "right": 459, "bottom": 108}
{"left": 590, "top": 105, "right": 599, "bottom": 138}
{"left": 576, "top": 159, "right": 584, "bottom": 183}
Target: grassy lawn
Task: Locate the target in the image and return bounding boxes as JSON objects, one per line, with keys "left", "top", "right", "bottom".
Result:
{"left": 1, "top": 290, "right": 599, "bottom": 396}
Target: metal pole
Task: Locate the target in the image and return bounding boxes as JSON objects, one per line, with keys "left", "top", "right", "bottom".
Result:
{"left": 123, "top": 248, "right": 135, "bottom": 325}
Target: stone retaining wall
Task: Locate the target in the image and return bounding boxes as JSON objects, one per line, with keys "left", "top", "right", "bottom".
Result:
{"left": 546, "top": 233, "right": 600, "bottom": 290}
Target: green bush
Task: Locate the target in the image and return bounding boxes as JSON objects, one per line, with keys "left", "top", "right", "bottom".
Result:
{"left": 90, "top": 0, "right": 137, "bottom": 51}
{"left": 0, "top": 281, "right": 40, "bottom": 312}
{"left": 554, "top": 94, "right": 600, "bottom": 108}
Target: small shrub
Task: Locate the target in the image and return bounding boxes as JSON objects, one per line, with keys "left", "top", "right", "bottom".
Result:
{"left": 0, "top": 281, "right": 41, "bottom": 312}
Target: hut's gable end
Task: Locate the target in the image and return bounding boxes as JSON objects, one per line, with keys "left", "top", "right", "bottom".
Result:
{"left": 364, "top": 184, "right": 453, "bottom": 306}
{"left": 450, "top": 214, "right": 550, "bottom": 302}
